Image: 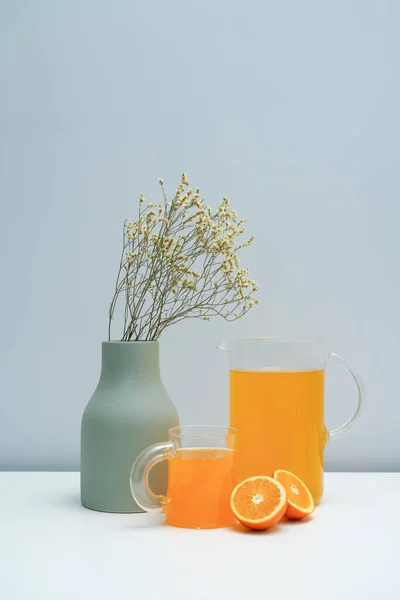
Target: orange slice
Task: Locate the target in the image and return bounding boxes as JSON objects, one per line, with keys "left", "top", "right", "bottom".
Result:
{"left": 230, "top": 476, "right": 287, "bottom": 530}
{"left": 273, "top": 470, "right": 314, "bottom": 520}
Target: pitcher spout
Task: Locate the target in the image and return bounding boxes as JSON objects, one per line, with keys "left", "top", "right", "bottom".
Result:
{"left": 217, "top": 339, "right": 233, "bottom": 352}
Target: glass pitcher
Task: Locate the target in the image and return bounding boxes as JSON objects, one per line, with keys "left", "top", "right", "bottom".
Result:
{"left": 218, "top": 337, "right": 364, "bottom": 504}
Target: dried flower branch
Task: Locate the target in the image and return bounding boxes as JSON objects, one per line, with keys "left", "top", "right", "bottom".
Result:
{"left": 108, "top": 174, "right": 259, "bottom": 341}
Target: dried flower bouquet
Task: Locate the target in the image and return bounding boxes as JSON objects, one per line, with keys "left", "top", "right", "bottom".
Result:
{"left": 109, "top": 174, "right": 258, "bottom": 341}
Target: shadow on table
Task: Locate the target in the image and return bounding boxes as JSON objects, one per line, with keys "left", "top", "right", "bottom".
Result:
{"left": 48, "top": 492, "right": 82, "bottom": 510}
{"left": 49, "top": 493, "right": 167, "bottom": 529}
{"left": 279, "top": 515, "right": 313, "bottom": 526}
{"left": 228, "top": 522, "right": 286, "bottom": 536}
{"left": 123, "top": 519, "right": 166, "bottom": 531}
{"left": 227, "top": 514, "right": 314, "bottom": 535}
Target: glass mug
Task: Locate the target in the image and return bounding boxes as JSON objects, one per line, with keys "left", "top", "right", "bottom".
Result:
{"left": 130, "top": 425, "right": 237, "bottom": 529}
{"left": 219, "top": 337, "right": 365, "bottom": 504}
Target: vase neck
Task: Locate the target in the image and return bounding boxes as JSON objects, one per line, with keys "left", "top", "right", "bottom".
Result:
{"left": 100, "top": 341, "right": 160, "bottom": 379}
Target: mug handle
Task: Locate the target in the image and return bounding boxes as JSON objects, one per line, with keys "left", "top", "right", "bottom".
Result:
{"left": 327, "top": 352, "right": 365, "bottom": 443}
{"left": 130, "top": 441, "right": 175, "bottom": 512}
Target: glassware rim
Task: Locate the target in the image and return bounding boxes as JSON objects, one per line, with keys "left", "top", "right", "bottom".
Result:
{"left": 169, "top": 425, "right": 237, "bottom": 439}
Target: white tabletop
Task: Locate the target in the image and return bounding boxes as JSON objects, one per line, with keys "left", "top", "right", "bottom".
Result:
{"left": 0, "top": 472, "right": 398, "bottom": 599}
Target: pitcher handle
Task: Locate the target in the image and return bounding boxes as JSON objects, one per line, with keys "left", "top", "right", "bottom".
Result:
{"left": 130, "top": 441, "right": 175, "bottom": 512}
{"left": 327, "top": 352, "right": 365, "bottom": 443}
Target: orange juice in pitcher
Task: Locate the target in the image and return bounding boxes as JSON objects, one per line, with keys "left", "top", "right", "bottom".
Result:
{"left": 219, "top": 338, "right": 364, "bottom": 504}
{"left": 230, "top": 368, "right": 325, "bottom": 502}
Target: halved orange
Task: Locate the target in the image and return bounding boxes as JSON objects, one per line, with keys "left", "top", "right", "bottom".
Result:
{"left": 230, "top": 476, "right": 287, "bottom": 530}
{"left": 273, "top": 470, "right": 314, "bottom": 520}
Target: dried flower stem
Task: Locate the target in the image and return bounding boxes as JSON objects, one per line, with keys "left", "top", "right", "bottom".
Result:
{"left": 108, "top": 174, "right": 258, "bottom": 341}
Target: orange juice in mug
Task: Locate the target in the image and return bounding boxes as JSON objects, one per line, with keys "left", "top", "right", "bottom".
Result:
{"left": 219, "top": 338, "right": 364, "bottom": 504}
{"left": 130, "top": 426, "right": 237, "bottom": 529}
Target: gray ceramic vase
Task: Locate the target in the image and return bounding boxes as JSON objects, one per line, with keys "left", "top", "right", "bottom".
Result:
{"left": 81, "top": 341, "right": 179, "bottom": 513}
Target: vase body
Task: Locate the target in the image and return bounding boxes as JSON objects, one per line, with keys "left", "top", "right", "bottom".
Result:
{"left": 81, "top": 341, "right": 179, "bottom": 513}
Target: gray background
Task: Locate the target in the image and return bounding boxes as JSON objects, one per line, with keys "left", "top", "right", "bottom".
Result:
{"left": 1, "top": 0, "right": 399, "bottom": 471}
